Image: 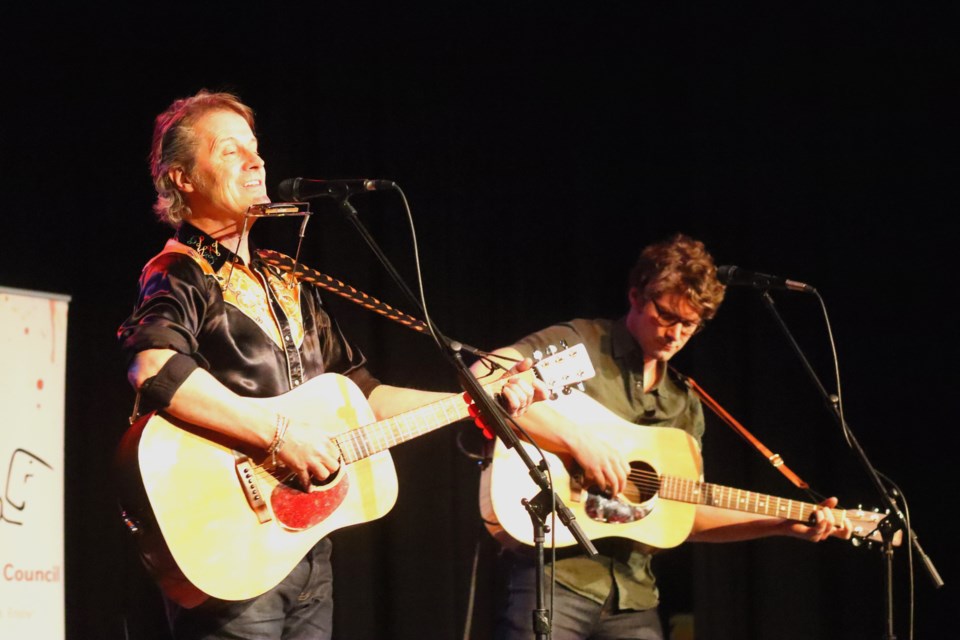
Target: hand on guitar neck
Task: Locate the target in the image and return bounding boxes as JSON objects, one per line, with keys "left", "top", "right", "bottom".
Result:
{"left": 690, "top": 495, "right": 853, "bottom": 544}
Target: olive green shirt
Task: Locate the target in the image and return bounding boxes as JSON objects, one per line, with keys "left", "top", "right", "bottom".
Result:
{"left": 512, "top": 317, "right": 705, "bottom": 611}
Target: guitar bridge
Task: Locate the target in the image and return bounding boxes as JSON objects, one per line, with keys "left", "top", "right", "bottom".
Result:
{"left": 569, "top": 473, "right": 584, "bottom": 503}
{"left": 235, "top": 458, "right": 273, "bottom": 524}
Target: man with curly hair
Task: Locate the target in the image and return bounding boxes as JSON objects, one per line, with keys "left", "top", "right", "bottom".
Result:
{"left": 475, "top": 234, "right": 850, "bottom": 640}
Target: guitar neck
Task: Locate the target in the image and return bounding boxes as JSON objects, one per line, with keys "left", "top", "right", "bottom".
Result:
{"left": 334, "top": 371, "right": 529, "bottom": 464}
{"left": 660, "top": 475, "right": 843, "bottom": 524}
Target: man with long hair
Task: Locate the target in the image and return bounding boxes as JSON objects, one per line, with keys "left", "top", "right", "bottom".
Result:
{"left": 118, "top": 89, "right": 544, "bottom": 640}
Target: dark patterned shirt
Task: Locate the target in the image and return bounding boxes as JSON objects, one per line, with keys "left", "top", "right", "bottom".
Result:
{"left": 118, "top": 222, "right": 378, "bottom": 400}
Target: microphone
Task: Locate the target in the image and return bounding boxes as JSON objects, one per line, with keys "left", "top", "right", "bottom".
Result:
{"left": 278, "top": 177, "right": 397, "bottom": 201}
{"left": 717, "top": 265, "right": 815, "bottom": 293}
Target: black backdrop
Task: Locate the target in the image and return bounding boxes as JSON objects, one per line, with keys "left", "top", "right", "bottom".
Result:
{"left": 2, "top": 3, "right": 954, "bottom": 639}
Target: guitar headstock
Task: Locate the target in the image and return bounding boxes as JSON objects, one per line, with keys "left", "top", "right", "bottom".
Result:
{"left": 848, "top": 507, "right": 903, "bottom": 547}
{"left": 531, "top": 343, "right": 596, "bottom": 396}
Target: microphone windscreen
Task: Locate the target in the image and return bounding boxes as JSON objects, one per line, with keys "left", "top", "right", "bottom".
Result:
{"left": 277, "top": 178, "right": 300, "bottom": 201}
{"left": 716, "top": 265, "right": 737, "bottom": 284}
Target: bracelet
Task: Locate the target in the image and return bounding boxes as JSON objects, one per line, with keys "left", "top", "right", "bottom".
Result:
{"left": 267, "top": 414, "right": 290, "bottom": 467}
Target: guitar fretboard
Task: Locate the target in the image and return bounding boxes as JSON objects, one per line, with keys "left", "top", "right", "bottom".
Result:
{"left": 330, "top": 344, "right": 593, "bottom": 466}
{"left": 659, "top": 475, "right": 844, "bottom": 524}
{"left": 334, "top": 394, "right": 472, "bottom": 464}
{"left": 333, "top": 375, "right": 522, "bottom": 465}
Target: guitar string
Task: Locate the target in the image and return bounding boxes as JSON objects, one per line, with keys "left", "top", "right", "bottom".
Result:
{"left": 245, "top": 456, "right": 815, "bottom": 505}
{"left": 244, "top": 375, "right": 515, "bottom": 483}
{"left": 246, "top": 457, "right": 831, "bottom": 523}
{"left": 245, "top": 414, "right": 444, "bottom": 484}
{"left": 245, "top": 451, "right": 825, "bottom": 515}
{"left": 589, "top": 468, "right": 828, "bottom": 520}
{"left": 626, "top": 468, "right": 810, "bottom": 500}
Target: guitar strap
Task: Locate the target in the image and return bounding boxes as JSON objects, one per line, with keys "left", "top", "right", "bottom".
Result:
{"left": 258, "top": 249, "right": 431, "bottom": 335}
{"left": 671, "top": 368, "right": 811, "bottom": 490}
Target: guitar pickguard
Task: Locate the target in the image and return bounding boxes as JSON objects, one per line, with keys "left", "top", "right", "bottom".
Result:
{"left": 584, "top": 490, "right": 657, "bottom": 524}
{"left": 270, "top": 471, "right": 350, "bottom": 531}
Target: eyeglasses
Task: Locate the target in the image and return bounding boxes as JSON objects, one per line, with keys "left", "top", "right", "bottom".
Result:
{"left": 647, "top": 298, "right": 704, "bottom": 335}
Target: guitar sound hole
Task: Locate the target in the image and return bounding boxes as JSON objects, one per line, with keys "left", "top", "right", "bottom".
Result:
{"left": 627, "top": 461, "right": 658, "bottom": 504}
{"left": 583, "top": 461, "right": 658, "bottom": 524}
{"left": 279, "top": 467, "right": 341, "bottom": 491}
{"left": 310, "top": 468, "right": 340, "bottom": 487}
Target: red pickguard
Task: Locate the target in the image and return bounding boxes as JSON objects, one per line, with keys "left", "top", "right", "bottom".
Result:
{"left": 270, "top": 474, "right": 350, "bottom": 531}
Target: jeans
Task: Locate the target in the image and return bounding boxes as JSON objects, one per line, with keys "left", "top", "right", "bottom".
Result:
{"left": 495, "top": 552, "right": 664, "bottom": 640}
{"left": 167, "top": 538, "right": 334, "bottom": 640}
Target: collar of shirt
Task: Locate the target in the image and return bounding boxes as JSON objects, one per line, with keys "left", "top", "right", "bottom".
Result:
{"left": 175, "top": 222, "right": 259, "bottom": 273}
{"left": 610, "top": 316, "right": 666, "bottom": 393}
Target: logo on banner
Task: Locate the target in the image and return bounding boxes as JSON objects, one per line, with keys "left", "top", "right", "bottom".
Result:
{"left": 1, "top": 448, "right": 53, "bottom": 526}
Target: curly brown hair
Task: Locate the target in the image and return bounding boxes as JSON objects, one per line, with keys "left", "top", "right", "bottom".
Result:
{"left": 628, "top": 234, "right": 726, "bottom": 321}
{"left": 149, "top": 90, "right": 256, "bottom": 227}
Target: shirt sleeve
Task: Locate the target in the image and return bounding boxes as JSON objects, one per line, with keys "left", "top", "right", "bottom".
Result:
{"left": 511, "top": 322, "right": 584, "bottom": 360}
{"left": 117, "top": 252, "right": 210, "bottom": 367}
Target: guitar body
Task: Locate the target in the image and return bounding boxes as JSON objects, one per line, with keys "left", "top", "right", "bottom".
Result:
{"left": 115, "top": 373, "right": 398, "bottom": 605}
{"left": 481, "top": 422, "right": 704, "bottom": 550}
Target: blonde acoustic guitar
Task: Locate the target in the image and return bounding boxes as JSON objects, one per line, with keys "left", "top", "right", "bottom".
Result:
{"left": 480, "top": 392, "right": 893, "bottom": 550}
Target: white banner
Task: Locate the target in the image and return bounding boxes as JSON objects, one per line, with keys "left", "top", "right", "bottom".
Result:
{"left": 0, "top": 286, "right": 70, "bottom": 639}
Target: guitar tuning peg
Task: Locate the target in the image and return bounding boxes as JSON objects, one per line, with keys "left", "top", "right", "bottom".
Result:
{"left": 545, "top": 344, "right": 558, "bottom": 356}
{"left": 532, "top": 349, "right": 543, "bottom": 363}
{"left": 558, "top": 339, "right": 569, "bottom": 350}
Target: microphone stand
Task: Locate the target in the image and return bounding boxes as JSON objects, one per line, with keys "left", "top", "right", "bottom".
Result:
{"left": 333, "top": 195, "right": 597, "bottom": 639}
{"left": 758, "top": 290, "right": 943, "bottom": 640}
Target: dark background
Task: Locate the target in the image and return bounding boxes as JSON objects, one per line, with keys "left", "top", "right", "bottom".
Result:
{"left": 2, "top": 3, "right": 954, "bottom": 639}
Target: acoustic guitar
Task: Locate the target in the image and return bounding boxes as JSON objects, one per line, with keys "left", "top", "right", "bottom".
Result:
{"left": 480, "top": 394, "right": 893, "bottom": 549}
{"left": 115, "top": 344, "right": 595, "bottom": 606}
